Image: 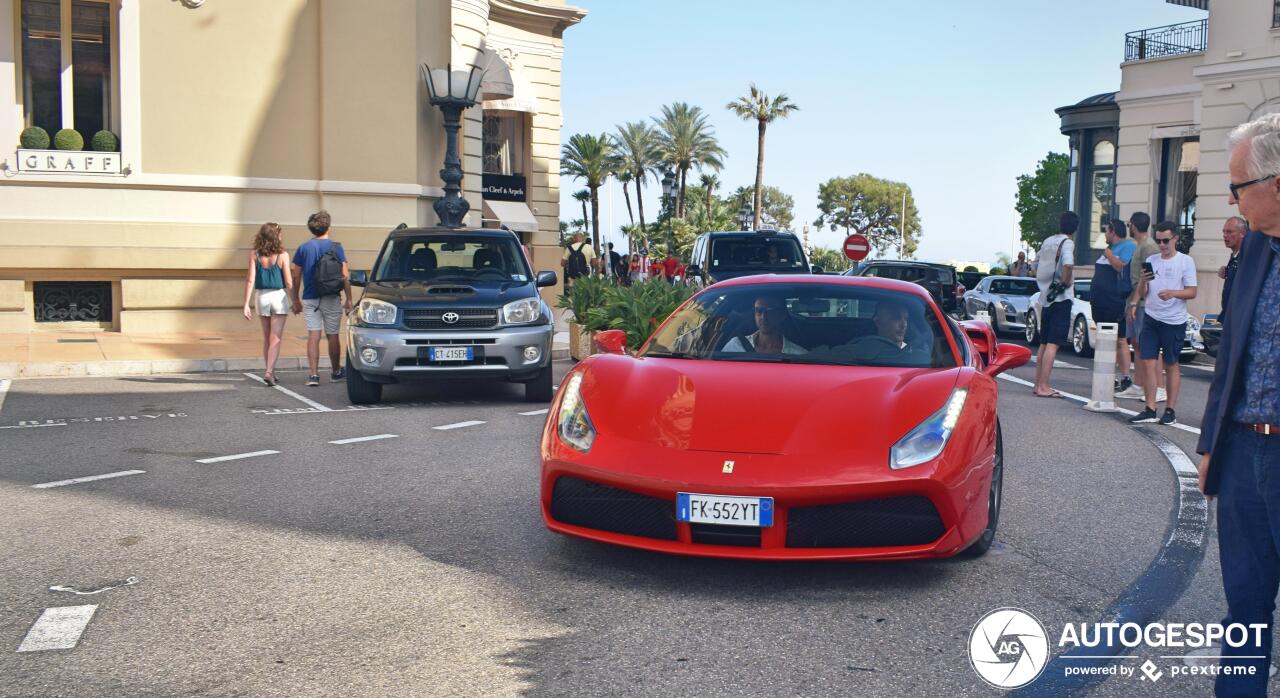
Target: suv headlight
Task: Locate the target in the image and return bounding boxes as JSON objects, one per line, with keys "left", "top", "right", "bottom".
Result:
{"left": 556, "top": 372, "right": 595, "bottom": 452}
{"left": 890, "top": 388, "right": 967, "bottom": 469}
{"left": 503, "top": 298, "right": 542, "bottom": 325}
{"left": 356, "top": 298, "right": 397, "bottom": 326}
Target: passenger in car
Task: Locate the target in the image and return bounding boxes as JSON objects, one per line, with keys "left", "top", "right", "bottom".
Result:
{"left": 721, "top": 294, "right": 806, "bottom": 354}
{"left": 843, "top": 299, "right": 926, "bottom": 362}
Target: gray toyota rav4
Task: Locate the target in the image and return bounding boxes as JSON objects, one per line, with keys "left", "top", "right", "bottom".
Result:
{"left": 345, "top": 226, "right": 557, "bottom": 404}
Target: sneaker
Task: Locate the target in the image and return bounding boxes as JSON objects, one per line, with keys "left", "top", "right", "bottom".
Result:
{"left": 1160, "top": 408, "right": 1177, "bottom": 426}
{"left": 307, "top": 374, "right": 320, "bottom": 387}
{"left": 331, "top": 367, "right": 346, "bottom": 382}
{"left": 1128, "top": 407, "right": 1159, "bottom": 424}
{"left": 1115, "top": 376, "right": 1133, "bottom": 394}
{"left": 1116, "top": 385, "right": 1146, "bottom": 399}
{"left": 1156, "top": 387, "right": 1168, "bottom": 403}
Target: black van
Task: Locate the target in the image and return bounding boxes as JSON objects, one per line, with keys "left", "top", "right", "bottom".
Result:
{"left": 685, "top": 230, "right": 817, "bottom": 288}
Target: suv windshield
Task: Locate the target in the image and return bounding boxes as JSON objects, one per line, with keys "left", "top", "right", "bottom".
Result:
{"left": 988, "top": 278, "right": 1038, "bottom": 295}
{"left": 373, "top": 234, "right": 530, "bottom": 283}
{"left": 709, "top": 236, "right": 806, "bottom": 271}
{"left": 641, "top": 283, "right": 956, "bottom": 368}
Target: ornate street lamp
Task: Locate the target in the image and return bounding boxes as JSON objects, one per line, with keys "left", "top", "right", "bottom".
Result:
{"left": 421, "top": 63, "right": 484, "bottom": 228}
{"left": 661, "top": 168, "right": 677, "bottom": 254}
{"left": 738, "top": 202, "right": 753, "bottom": 231}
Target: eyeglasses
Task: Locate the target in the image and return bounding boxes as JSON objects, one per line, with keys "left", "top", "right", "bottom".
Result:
{"left": 1229, "top": 173, "right": 1278, "bottom": 199}
{"left": 1155, "top": 237, "right": 1174, "bottom": 245}
{"left": 753, "top": 306, "right": 783, "bottom": 315}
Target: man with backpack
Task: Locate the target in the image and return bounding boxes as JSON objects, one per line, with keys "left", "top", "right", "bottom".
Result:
{"left": 560, "top": 232, "right": 596, "bottom": 289}
{"left": 1094, "top": 217, "right": 1137, "bottom": 394}
{"left": 1031, "top": 212, "right": 1076, "bottom": 398}
{"left": 290, "top": 210, "right": 352, "bottom": 387}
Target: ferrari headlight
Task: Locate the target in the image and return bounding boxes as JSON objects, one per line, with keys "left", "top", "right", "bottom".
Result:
{"left": 890, "top": 388, "right": 967, "bottom": 470}
{"left": 503, "top": 298, "right": 542, "bottom": 325}
{"left": 556, "top": 372, "right": 595, "bottom": 452}
{"left": 356, "top": 298, "right": 397, "bottom": 326}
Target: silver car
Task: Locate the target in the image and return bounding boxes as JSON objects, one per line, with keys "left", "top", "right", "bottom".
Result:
{"left": 960, "top": 275, "right": 1038, "bottom": 335}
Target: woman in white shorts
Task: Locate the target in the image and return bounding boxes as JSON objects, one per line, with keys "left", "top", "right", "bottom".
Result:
{"left": 242, "top": 222, "right": 294, "bottom": 385}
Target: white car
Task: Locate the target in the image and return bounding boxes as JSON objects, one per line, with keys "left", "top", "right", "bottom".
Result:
{"left": 1023, "top": 280, "right": 1202, "bottom": 359}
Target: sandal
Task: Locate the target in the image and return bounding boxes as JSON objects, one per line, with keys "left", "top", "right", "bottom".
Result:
{"left": 263, "top": 374, "right": 276, "bottom": 387}
{"left": 1033, "top": 390, "right": 1062, "bottom": 398}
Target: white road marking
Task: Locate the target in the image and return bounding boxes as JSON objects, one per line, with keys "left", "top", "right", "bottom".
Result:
{"left": 519, "top": 409, "right": 549, "bottom": 416}
{"left": 32, "top": 470, "right": 146, "bottom": 489}
{"left": 242, "top": 372, "right": 332, "bottom": 412}
{"left": 252, "top": 406, "right": 394, "bottom": 416}
{"left": 196, "top": 450, "right": 279, "bottom": 464}
{"left": 1182, "top": 363, "right": 1215, "bottom": 373}
{"left": 998, "top": 374, "right": 1201, "bottom": 435}
{"left": 49, "top": 577, "right": 139, "bottom": 596}
{"left": 329, "top": 433, "right": 398, "bottom": 445}
{"left": 434, "top": 420, "right": 486, "bottom": 431}
{"left": 17, "top": 605, "right": 98, "bottom": 652}
{"left": 0, "top": 379, "right": 10, "bottom": 414}
{"left": 0, "top": 422, "right": 66, "bottom": 430}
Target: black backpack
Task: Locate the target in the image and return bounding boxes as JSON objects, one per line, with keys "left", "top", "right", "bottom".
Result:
{"left": 314, "top": 241, "right": 345, "bottom": 296}
{"left": 566, "top": 242, "right": 589, "bottom": 279}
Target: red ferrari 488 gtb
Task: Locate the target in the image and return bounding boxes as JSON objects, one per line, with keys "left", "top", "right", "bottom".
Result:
{"left": 540, "top": 275, "right": 1030, "bottom": 560}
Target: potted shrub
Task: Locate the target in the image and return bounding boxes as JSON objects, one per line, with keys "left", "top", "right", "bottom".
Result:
{"left": 20, "top": 126, "right": 50, "bottom": 150}
{"left": 555, "top": 275, "right": 608, "bottom": 360}
{"left": 585, "top": 278, "right": 696, "bottom": 353}
{"left": 53, "top": 128, "right": 84, "bottom": 151}
{"left": 90, "top": 130, "right": 119, "bottom": 152}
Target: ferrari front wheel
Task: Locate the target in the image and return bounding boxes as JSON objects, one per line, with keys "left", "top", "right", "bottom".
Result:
{"left": 960, "top": 421, "right": 1003, "bottom": 558}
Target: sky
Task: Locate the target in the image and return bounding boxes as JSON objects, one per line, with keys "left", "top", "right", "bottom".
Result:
{"left": 556, "top": 0, "right": 1204, "bottom": 263}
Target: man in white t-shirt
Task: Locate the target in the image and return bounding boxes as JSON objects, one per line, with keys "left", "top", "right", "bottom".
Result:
{"left": 1129, "top": 222, "right": 1197, "bottom": 426}
{"left": 1031, "top": 212, "right": 1076, "bottom": 398}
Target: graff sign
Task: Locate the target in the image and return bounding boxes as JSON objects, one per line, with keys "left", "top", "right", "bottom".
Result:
{"left": 16, "top": 149, "right": 123, "bottom": 175}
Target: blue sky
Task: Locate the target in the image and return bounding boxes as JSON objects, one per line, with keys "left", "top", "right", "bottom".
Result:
{"left": 557, "top": 0, "right": 1203, "bottom": 263}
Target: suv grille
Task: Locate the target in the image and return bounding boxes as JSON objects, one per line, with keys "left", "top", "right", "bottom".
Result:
{"left": 402, "top": 308, "right": 498, "bottom": 330}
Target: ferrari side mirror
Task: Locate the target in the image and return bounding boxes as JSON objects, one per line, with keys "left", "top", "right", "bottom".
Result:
{"left": 984, "top": 343, "right": 1031, "bottom": 377}
{"left": 594, "top": 329, "right": 628, "bottom": 355}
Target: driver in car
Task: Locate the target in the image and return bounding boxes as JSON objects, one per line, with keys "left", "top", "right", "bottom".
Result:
{"left": 844, "top": 299, "right": 925, "bottom": 362}
{"left": 721, "top": 294, "right": 806, "bottom": 354}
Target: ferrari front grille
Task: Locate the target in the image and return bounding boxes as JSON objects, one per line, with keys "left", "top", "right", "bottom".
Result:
{"left": 786, "top": 496, "right": 945, "bottom": 548}
{"left": 550, "top": 476, "right": 677, "bottom": 541}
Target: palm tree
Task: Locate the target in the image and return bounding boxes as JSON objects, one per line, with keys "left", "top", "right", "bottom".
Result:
{"left": 613, "top": 121, "right": 661, "bottom": 242}
{"left": 699, "top": 173, "right": 719, "bottom": 222}
{"left": 562, "top": 134, "right": 615, "bottom": 250}
{"left": 726, "top": 84, "right": 799, "bottom": 230}
{"left": 615, "top": 169, "right": 635, "bottom": 225}
{"left": 654, "top": 102, "right": 726, "bottom": 218}
{"left": 572, "top": 189, "right": 591, "bottom": 235}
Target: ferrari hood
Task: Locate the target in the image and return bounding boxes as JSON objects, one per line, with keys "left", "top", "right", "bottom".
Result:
{"left": 577, "top": 355, "right": 962, "bottom": 457}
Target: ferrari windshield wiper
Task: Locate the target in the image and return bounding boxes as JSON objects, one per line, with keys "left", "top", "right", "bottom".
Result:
{"left": 714, "top": 354, "right": 784, "bottom": 363}
{"left": 644, "top": 351, "right": 699, "bottom": 360}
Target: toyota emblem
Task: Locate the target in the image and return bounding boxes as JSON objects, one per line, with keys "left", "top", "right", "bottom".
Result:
{"left": 441, "top": 312, "right": 461, "bottom": 324}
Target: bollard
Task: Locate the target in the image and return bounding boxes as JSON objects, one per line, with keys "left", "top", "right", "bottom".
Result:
{"left": 1085, "top": 322, "right": 1119, "bottom": 412}
{"left": 974, "top": 309, "right": 990, "bottom": 325}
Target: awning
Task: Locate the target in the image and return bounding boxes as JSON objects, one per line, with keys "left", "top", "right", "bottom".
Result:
{"left": 482, "top": 199, "right": 539, "bottom": 233}
{"left": 478, "top": 48, "right": 515, "bottom": 101}
{"left": 482, "top": 66, "right": 539, "bottom": 114}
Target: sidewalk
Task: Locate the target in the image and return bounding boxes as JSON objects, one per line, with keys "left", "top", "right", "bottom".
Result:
{"left": 0, "top": 329, "right": 570, "bottom": 379}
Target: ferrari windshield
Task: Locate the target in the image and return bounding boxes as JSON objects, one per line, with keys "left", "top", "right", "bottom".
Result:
{"left": 988, "top": 278, "right": 1038, "bottom": 296}
{"left": 372, "top": 234, "right": 530, "bottom": 283}
{"left": 641, "top": 283, "right": 957, "bottom": 368}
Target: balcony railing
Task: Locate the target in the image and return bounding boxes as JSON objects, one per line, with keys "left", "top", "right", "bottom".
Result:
{"left": 1124, "top": 19, "right": 1207, "bottom": 62}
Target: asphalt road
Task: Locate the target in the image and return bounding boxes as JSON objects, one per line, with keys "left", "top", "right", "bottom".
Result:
{"left": 0, "top": 347, "right": 1251, "bottom": 696}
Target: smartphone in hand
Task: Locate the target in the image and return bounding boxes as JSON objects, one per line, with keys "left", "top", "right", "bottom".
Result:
{"left": 1142, "top": 261, "right": 1154, "bottom": 279}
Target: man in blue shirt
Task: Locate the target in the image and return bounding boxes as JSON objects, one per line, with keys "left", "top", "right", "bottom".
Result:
{"left": 289, "top": 210, "right": 352, "bottom": 386}
{"left": 1094, "top": 218, "right": 1137, "bottom": 393}
{"left": 1199, "top": 113, "right": 1280, "bottom": 695}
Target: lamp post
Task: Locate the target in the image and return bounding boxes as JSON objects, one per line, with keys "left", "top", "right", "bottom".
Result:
{"left": 738, "top": 202, "right": 753, "bottom": 231}
{"left": 421, "top": 63, "right": 483, "bottom": 228}
{"left": 661, "top": 168, "right": 676, "bottom": 255}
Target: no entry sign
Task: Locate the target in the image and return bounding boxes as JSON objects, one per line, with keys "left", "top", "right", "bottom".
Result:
{"left": 843, "top": 234, "right": 870, "bottom": 262}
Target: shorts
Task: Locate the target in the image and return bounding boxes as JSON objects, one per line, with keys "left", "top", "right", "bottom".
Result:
{"left": 1139, "top": 318, "right": 1185, "bottom": 364}
{"left": 1041, "top": 300, "right": 1072, "bottom": 348}
{"left": 303, "top": 295, "right": 343, "bottom": 335}
{"left": 255, "top": 288, "right": 289, "bottom": 316}
{"left": 1128, "top": 306, "right": 1145, "bottom": 341}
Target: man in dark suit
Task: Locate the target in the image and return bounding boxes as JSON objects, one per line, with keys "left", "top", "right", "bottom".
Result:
{"left": 1199, "top": 113, "right": 1280, "bottom": 696}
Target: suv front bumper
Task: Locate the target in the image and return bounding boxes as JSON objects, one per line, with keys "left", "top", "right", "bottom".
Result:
{"left": 347, "top": 323, "right": 553, "bottom": 383}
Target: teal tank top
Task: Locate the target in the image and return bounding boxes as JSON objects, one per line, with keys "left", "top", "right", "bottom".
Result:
{"left": 255, "top": 256, "right": 285, "bottom": 290}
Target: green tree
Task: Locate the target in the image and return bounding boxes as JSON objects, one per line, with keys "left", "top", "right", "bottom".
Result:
{"left": 561, "top": 133, "right": 616, "bottom": 250}
{"left": 572, "top": 189, "right": 590, "bottom": 233}
{"left": 814, "top": 174, "right": 920, "bottom": 256}
{"left": 616, "top": 169, "right": 635, "bottom": 225}
{"left": 726, "top": 84, "right": 799, "bottom": 230}
{"left": 685, "top": 184, "right": 736, "bottom": 232}
{"left": 993, "top": 251, "right": 1013, "bottom": 275}
{"left": 727, "top": 185, "right": 793, "bottom": 229}
{"left": 614, "top": 121, "right": 661, "bottom": 236}
{"left": 654, "top": 102, "right": 726, "bottom": 218}
{"left": 808, "top": 247, "right": 853, "bottom": 273}
{"left": 1015, "top": 152, "right": 1069, "bottom": 247}
{"left": 699, "top": 173, "right": 719, "bottom": 220}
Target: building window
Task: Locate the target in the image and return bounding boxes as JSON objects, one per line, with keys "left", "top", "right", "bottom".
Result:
{"left": 34, "top": 281, "right": 112, "bottom": 322}
{"left": 1159, "top": 138, "right": 1198, "bottom": 253}
{"left": 483, "top": 112, "right": 525, "bottom": 176}
{"left": 1088, "top": 140, "right": 1116, "bottom": 251}
{"left": 20, "top": 0, "right": 116, "bottom": 140}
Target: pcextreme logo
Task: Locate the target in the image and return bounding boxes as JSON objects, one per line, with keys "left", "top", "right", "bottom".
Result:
{"left": 969, "top": 608, "right": 1050, "bottom": 689}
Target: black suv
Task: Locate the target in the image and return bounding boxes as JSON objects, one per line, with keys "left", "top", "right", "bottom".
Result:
{"left": 844, "top": 260, "right": 960, "bottom": 314}
{"left": 685, "top": 230, "right": 816, "bottom": 288}
{"left": 345, "top": 226, "right": 558, "bottom": 404}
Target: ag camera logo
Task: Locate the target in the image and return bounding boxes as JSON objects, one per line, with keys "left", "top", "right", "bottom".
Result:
{"left": 969, "top": 608, "right": 1050, "bottom": 689}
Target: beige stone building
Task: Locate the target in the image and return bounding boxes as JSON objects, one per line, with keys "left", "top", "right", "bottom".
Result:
{"left": 1058, "top": 0, "right": 1280, "bottom": 320}
{"left": 0, "top": 0, "right": 583, "bottom": 334}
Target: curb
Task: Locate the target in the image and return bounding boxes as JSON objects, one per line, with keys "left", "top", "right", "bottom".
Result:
{"left": 0, "top": 344, "right": 572, "bottom": 378}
